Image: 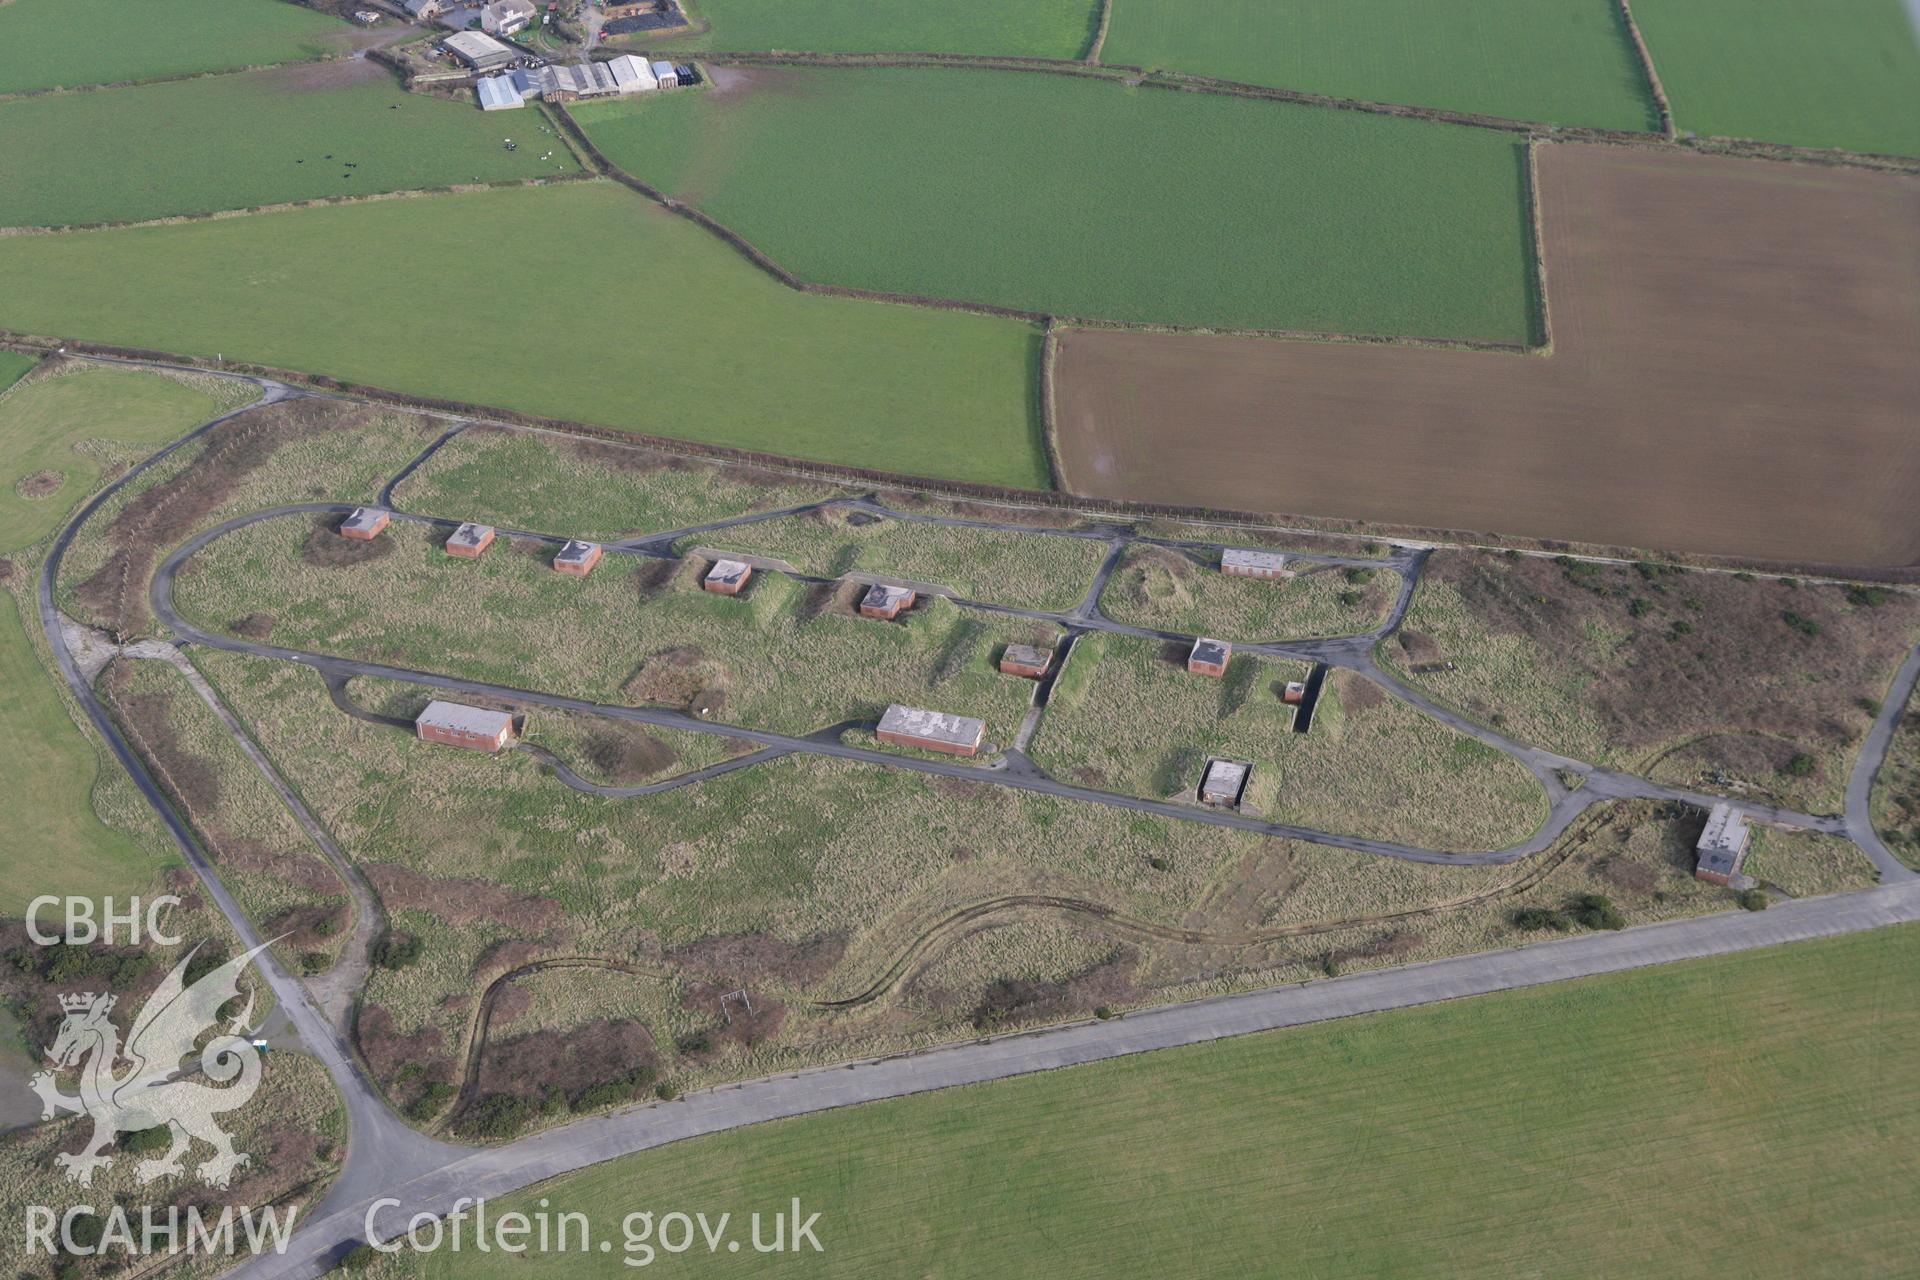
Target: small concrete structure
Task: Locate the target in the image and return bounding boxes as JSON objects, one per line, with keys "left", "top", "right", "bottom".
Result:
{"left": 416, "top": 700, "right": 516, "bottom": 753}
{"left": 704, "top": 559, "right": 752, "bottom": 595}
{"left": 339, "top": 507, "right": 390, "bottom": 540}
{"left": 446, "top": 522, "right": 496, "bottom": 558}
{"left": 353, "top": 9, "right": 383, "bottom": 24}
{"left": 476, "top": 74, "right": 525, "bottom": 110}
{"left": 1188, "top": 637, "right": 1231, "bottom": 677}
{"left": 860, "top": 583, "right": 916, "bottom": 620}
{"left": 1221, "top": 548, "right": 1291, "bottom": 580}
{"left": 651, "top": 59, "right": 679, "bottom": 88}
{"left": 443, "top": 30, "right": 517, "bottom": 72}
{"left": 405, "top": 0, "right": 447, "bottom": 20}
{"left": 1199, "top": 759, "right": 1251, "bottom": 808}
{"left": 553, "top": 540, "right": 602, "bottom": 576}
{"left": 877, "top": 704, "right": 985, "bottom": 757}
{"left": 1694, "top": 802, "right": 1752, "bottom": 886}
{"left": 481, "top": 0, "right": 536, "bottom": 35}
{"left": 1000, "top": 643, "right": 1052, "bottom": 678}
{"left": 1281, "top": 680, "right": 1307, "bottom": 705}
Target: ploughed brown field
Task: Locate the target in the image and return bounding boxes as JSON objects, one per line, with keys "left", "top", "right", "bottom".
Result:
{"left": 1054, "top": 144, "right": 1920, "bottom": 567}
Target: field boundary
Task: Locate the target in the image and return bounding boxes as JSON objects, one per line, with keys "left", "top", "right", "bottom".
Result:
{"left": 1521, "top": 139, "right": 1554, "bottom": 353}
{"left": 9, "top": 337, "right": 1915, "bottom": 586}
{"left": 0, "top": 48, "right": 380, "bottom": 106}
{"left": 1039, "top": 322, "right": 1067, "bottom": 491}
{"left": 1081, "top": 0, "right": 1113, "bottom": 63}
{"left": 0, "top": 174, "right": 596, "bottom": 236}
{"left": 1614, "top": 0, "right": 1676, "bottom": 138}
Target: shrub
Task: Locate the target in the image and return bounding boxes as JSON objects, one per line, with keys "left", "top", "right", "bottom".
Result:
{"left": 1782, "top": 611, "right": 1820, "bottom": 637}
{"left": 1345, "top": 567, "right": 1377, "bottom": 585}
{"left": 300, "top": 950, "right": 331, "bottom": 975}
{"left": 655, "top": 1081, "right": 680, "bottom": 1101}
{"left": 119, "top": 1125, "right": 173, "bottom": 1156}
{"left": 1859, "top": 697, "right": 1883, "bottom": 718}
{"left": 1845, "top": 585, "right": 1894, "bottom": 607}
{"left": 340, "top": 1242, "right": 380, "bottom": 1271}
{"left": 1568, "top": 894, "right": 1624, "bottom": 931}
{"left": 1511, "top": 906, "right": 1571, "bottom": 932}
{"left": 458, "top": 1092, "right": 535, "bottom": 1139}
{"left": 373, "top": 931, "right": 423, "bottom": 970}
{"left": 404, "top": 1080, "right": 455, "bottom": 1120}
{"left": 1784, "top": 752, "right": 1816, "bottom": 778}
{"left": 1736, "top": 889, "right": 1769, "bottom": 911}
{"left": 1093, "top": 1005, "right": 1115, "bottom": 1020}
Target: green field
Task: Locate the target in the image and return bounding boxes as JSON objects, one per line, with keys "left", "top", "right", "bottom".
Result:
{"left": 0, "top": 181, "right": 1047, "bottom": 486}
{"left": 652, "top": 0, "right": 1100, "bottom": 57}
{"left": 0, "top": 64, "right": 581, "bottom": 227}
{"left": 574, "top": 69, "right": 1537, "bottom": 340}
{"left": 1631, "top": 0, "right": 1920, "bottom": 156}
{"left": 0, "top": 350, "right": 33, "bottom": 393}
{"left": 0, "top": 0, "right": 354, "bottom": 95}
{"left": 372, "top": 923, "right": 1920, "bottom": 1278}
{"left": 1101, "top": 0, "right": 1659, "bottom": 130}
{"left": 0, "top": 364, "right": 231, "bottom": 553}
{"left": 0, "top": 364, "right": 225, "bottom": 913}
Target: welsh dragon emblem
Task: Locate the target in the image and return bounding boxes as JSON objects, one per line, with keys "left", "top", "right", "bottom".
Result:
{"left": 30, "top": 940, "right": 272, "bottom": 1188}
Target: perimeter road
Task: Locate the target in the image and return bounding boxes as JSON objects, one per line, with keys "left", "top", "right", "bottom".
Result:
{"left": 231, "top": 879, "right": 1920, "bottom": 1278}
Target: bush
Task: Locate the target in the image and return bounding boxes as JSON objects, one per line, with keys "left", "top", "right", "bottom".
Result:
{"left": 1511, "top": 906, "right": 1571, "bottom": 933}
{"left": 1345, "top": 567, "right": 1377, "bottom": 585}
{"left": 119, "top": 1125, "right": 173, "bottom": 1156}
{"left": 655, "top": 1081, "right": 680, "bottom": 1101}
{"left": 373, "top": 931, "right": 423, "bottom": 970}
{"left": 1845, "top": 585, "right": 1894, "bottom": 607}
{"left": 572, "top": 1065, "right": 659, "bottom": 1111}
{"left": 1093, "top": 1005, "right": 1114, "bottom": 1020}
{"left": 1568, "top": 894, "right": 1625, "bottom": 931}
{"left": 458, "top": 1092, "right": 535, "bottom": 1139}
{"left": 1782, "top": 611, "right": 1820, "bottom": 637}
{"left": 340, "top": 1242, "right": 380, "bottom": 1271}
{"left": 404, "top": 1080, "right": 456, "bottom": 1120}
{"left": 1736, "top": 889, "right": 1769, "bottom": 911}
{"left": 300, "top": 950, "right": 331, "bottom": 975}
{"left": 1784, "top": 752, "right": 1816, "bottom": 778}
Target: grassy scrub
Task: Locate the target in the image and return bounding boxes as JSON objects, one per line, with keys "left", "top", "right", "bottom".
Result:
{"left": 1101, "top": 0, "right": 1659, "bottom": 131}
{"left": 0, "top": 65, "right": 582, "bottom": 228}
{"left": 375, "top": 924, "right": 1920, "bottom": 1280}
{"left": 0, "top": 182, "right": 1046, "bottom": 486}
{"left": 0, "top": 363, "right": 231, "bottom": 553}
{"left": 694, "top": 507, "right": 1110, "bottom": 613}
{"left": 651, "top": 0, "right": 1101, "bottom": 57}
{"left": 0, "top": 0, "right": 353, "bottom": 94}
{"left": 170, "top": 516, "right": 1049, "bottom": 740}
{"left": 1030, "top": 637, "right": 1546, "bottom": 850}
{"left": 574, "top": 69, "right": 1537, "bottom": 341}
{"left": 1872, "top": 686, "right": 1920, "bottom": 870}
{"left": 389, "top": 427, "right": 850, "bottom": 541}
{"left": 1632, "top": 0, "right": 1920, "bottom": 156}
{"left": 1098, "top": 545, "right": 1397, "bottom": 640}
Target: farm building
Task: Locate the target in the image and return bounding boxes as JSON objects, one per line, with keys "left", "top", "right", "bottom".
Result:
{"left": 1199, "top": 759, "right": 1251, "bottom": 808}
{"left": 553, "top": 540, "right": 603, "bottom": 575}
{"left": 651, "top": 60, "right": 679, "bottom": 89}
{"left": 877, "top": 704, "right": 985, "bottom": 757}
{"left": 338, "top": 507, "right": 390, "bottom": 540}
{"left": 354, "top": 10, "right": 383, "bottom": 24}
{"left": 1694, "top": 803, "right": 1752, "bottom": 886}
{"left": 405, "top": 0, "right": 447, "bottom": 20}
{"left": 704, "top": 559, "right": 752, "bottom": 595}
{"left": 446, "top": 522, "right": 496, "bottom": 557}
{"left": 481, "top": 0, "right": 536, "bottom": 35}
{"left": 1281, "top": 680, "right": 1307, "bottom": 705}
{"left": 608, "top": 53, "right": 658, "bottom": 93}
{"left": 443, "top": 31, "right": 517, "bottom": 72}
{"left": 1000, "top": 643, "right": 1052, "bottom": 678}
{"left": 416, "top": 700, "right": 517, "bottom": 753}
{"left": 1188, "top": 637, "right": 1231, "bottom": 677}
{"left": 476, "top": 75, "right": 525, "bottom": 110}
{"left": 1221, "top": 548, "right": 1291, "bottom": 580}
{"left": 859, "top": 583, "right": 916, "bottom": 620}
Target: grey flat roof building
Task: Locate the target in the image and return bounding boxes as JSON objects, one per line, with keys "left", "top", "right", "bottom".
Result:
{"left": 1695, "top": 802, "right": 1752, "bottom": 881}
{"left": 1200, "top": 759, "right": 1250, "bottom": 806}
{"left": 1221, "top": 548, "right": 1290, "bottom": 576}
{"left": 444, "top": 31, "right": 516, "bottom": 69}
{"left": 877, "top": 704, "right": 985, "bottom": 754}
{"left": 476, "top": 74, "right": 524, "bottom": 110}
{"left": 340, "top": 507, "right": 389, "bottom": 534}
{"left": 556, "top": 539, "right": 600, "bottom": 566}
{"left": 1191, "top": 638, "right": 1231, "bottom": 667}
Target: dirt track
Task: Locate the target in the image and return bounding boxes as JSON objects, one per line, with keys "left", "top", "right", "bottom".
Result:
{"left": 1054, "top": 144, "right": 1920, "bottom": 567}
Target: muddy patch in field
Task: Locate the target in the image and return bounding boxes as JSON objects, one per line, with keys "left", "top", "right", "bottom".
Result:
{"left": 260, "top": 55, "right": 387, "bottom": 93}
{"left": 576, "top": 719, "right": 679, "bottom": 782}
{"left": 667, "top": 932, "right": 845, "bottom": 989}
{"left": 624, "top": 644, "right": 728, "bottom": 708}
{"left": 229, "top": 612, "right": 277, "bottom": 641}
{"left": 964, "top": 951, "right": 1139, "bottom": 1031}
{"left": 367, "top": 864, "right": 562, "bottom": 932}
{"left": 469, "top": 1018, "right": 657, "bottom": 1105}
{"left": 215, "top": 834, "right": 341, "bottom": 895}
{"left": 678, "top": 982, "right": 787, "bottom": 1057}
